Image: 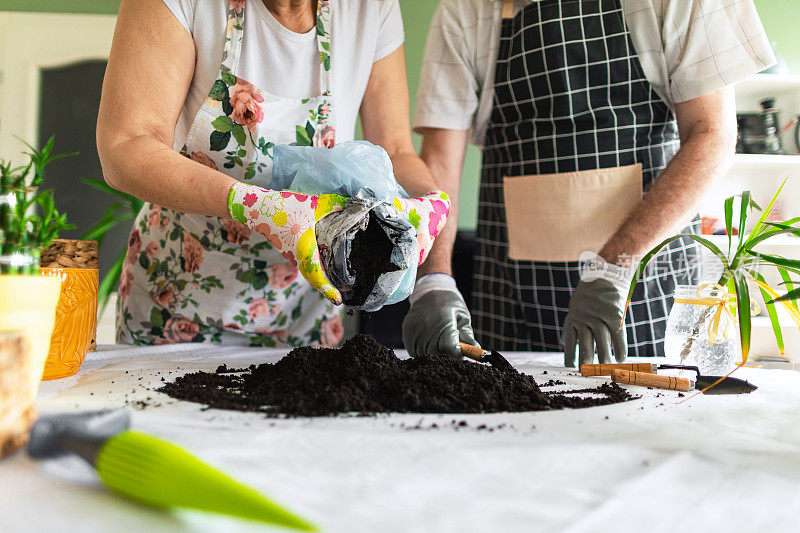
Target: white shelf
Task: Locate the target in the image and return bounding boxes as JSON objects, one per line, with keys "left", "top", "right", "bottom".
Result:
{"left": 729, "top": 154, "right": 800, "bottom": 176}
{"left": 735, "top": 74, "right": 800, "bottom": 102}
{"left": 733, "top": 153, "right": 800, "bottom": 165}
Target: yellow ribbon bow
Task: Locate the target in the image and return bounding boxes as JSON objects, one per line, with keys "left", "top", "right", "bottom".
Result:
{"left": 673, "top": 283, "right": 760, "bottom": 346}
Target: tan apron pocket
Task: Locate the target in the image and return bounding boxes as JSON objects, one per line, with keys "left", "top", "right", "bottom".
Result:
{"left": 503, "top": 163, "right": 643, "bottom": 262}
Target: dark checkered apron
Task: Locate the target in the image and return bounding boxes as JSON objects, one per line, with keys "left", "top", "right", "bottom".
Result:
{"left": 474, "top": 0, "right": 700, "bottom": 356}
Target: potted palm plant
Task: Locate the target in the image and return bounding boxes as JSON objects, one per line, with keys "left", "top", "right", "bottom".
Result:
{"left": 626, "top": 179, "right": 800, "bottom": 374}
{"left": 0, "top": 137, "right": 73, "bottom": 454}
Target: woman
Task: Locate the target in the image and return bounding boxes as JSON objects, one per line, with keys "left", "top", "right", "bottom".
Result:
{"left": 97, "top": 0, "right": 448, "bottom": 347}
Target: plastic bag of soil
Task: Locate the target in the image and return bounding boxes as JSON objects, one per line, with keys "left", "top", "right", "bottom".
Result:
{"left": 271, "top": 141, "right": 418, "bottom": 311}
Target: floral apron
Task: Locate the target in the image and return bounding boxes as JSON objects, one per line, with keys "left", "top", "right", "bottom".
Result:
{"left": 116, "top": 0, "right": 343, "bottom": 348}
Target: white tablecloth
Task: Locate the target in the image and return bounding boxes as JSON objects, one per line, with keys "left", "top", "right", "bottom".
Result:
{"left": 3, "top": 344, "right": 800, "bottom": 533}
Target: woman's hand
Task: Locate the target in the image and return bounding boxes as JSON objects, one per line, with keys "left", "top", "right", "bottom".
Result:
{"left": 393, "top": 191, "right": 450, "bottom": 265}
{"left": 228, "top": 182, "right": 346, "bottom": 304}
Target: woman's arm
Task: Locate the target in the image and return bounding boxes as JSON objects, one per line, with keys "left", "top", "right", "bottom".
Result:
{"left": 97, "top": 0, "right": 235, "bottom": 217}
{"left": 359, "top": 46, "right": 439, "bottom": 197}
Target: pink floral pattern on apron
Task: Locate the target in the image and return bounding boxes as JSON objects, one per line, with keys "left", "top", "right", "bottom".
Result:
{"left": 116, "top": 0, "right": 342, "bottom": 348}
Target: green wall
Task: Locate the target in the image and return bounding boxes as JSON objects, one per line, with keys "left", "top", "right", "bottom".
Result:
{"left": 754, "top": 0, "right": 800, "bottom": 72}
{"left": 400, "top": 0, "right": 482, "bottom": 229}
{"left": 0, "top": 1, "right": 119, "bottom": 13}
{"left": 3, "top": 0, "right": 798, "bottom": 228}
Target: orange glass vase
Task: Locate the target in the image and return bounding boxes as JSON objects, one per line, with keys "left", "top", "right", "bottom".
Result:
{"left": 40, "top": 268, "right": 99, "bottom": 380}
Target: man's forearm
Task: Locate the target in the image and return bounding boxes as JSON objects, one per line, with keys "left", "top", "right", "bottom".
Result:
{"left": 419, "top": 204, "right": 458, "bottom": 276}
{"left": 417, "top": 128, "right": 470, "bottom": 277}
{"left": 390, "top": 151, "right": 440, "bottom": 197}
{"left": 599, "top": 88, "right": 737, "bottom": 265}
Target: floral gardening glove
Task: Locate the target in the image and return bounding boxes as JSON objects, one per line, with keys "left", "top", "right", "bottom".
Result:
{"left": 392, "top": 191, "right": 451, "bottom": 265}
{"left": 228, "top": 181, "right": 347, "bottom": 304}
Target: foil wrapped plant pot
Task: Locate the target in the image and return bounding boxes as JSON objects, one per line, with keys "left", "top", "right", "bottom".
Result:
{"left": 316, "top": 197, "right": 416, "bottom": 311}
{"left": 0, "top": 331, "right": 37, "bottom": 458}
{"left": 40, "top": 239, "right": 99, "bottom": 380}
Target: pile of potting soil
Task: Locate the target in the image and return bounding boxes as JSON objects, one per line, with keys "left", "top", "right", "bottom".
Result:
{"left": 159, "top": 335, "right": 635, "bottom": 417}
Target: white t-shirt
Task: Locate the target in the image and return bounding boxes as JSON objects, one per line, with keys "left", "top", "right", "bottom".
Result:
{"left": 163, "top": 0, "right": 404, "bottom": 148}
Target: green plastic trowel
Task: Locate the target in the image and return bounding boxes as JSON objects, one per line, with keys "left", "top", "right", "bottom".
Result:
{"left": 27, "top": 409, "right": 316, "bottom": 531}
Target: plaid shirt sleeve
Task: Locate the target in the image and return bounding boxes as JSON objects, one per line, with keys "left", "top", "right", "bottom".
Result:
{"left": 413, "top": 0, "right": 481, "bottom": 133}
{"left": 627, "top": 0, "right": 776, "bottom": 106}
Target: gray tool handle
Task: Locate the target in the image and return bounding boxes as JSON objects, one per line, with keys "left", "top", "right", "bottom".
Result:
{"left": 28, "top": 408, "right": 131, "bottom": 464}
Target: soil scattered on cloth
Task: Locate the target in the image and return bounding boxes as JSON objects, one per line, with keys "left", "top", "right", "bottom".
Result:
{"left": 344, "top": 213, "right": 399, "bottom": 307}
{"left": 159, "top": 335, "right": 636, "bottom": 417}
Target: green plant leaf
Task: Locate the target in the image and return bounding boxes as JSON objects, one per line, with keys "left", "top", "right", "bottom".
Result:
{"left": 222, "top": 95, "right": 233, "bottom": 116}
{"left": 229, "top": 203, "right": 247, "bottom": 223}
{"left": 733, "top": 270, "right": 751, "bottom": 365}
{"left": 745, "top": 227, "right": 800, "bottom": 251}
{"left": 738, "top": 190, "right": 750, "bottom": 253}
{"left": 80, "top": 203, "right": 125, "bottom": 242}
{"left": 210, "top": 130, "right": 232, "bottom": 151}
{"left": 211, "top": 116, "right": 233, "bottom": 133}
{"left": 150, "top": 307, "right": 164, "bottom": 328}
{"left": 766, "top": 287, "right": 800, "bottom": 305}
{"left": 291, "top": 303, "right": 303, "bottom": 321}
{"left": 220, "top": 70, "right": 237, "bottom": 86}
{"left": 305, "top": 121, "right": 315, "bottom": 141}
{"left": 749, "top": 251, "right": 800, "bottom": 270}
{"left": 295, "top": 124, "right": 312, "bottom": 146}
{"left": 80, "top": 215, "right": 121, "bottom": 242}
{"left": 747, "top": 177, "right": 787, "bottom": 242}
{"left": 750, "top": 270, "right": 785, "bottom": 354}
{"left": 98, "top": 248, "right": 125, "bottom": 314}
{"left": 81, "top": 177, "right": 141, "bottom": 203}
{"left": 686, "top": 234, "right": 730, "bottom": 269}
{"left": 777, "top": 266, "right": 799, "bottom": 311}
{"left": 624, "top": 234, "right": 730, "bottom": 306}
{"left": 759, "top": 220, "right": 800, "bottom": 240}
{"left": 231, "top": 123, "right": 247, "bottom": 146}
{"left": 408, "top": 209, "right": 421, "bottom": 230}
{"left": 763, "top": 217, "right": 800, "bottom": 229}
{"left": 724, "top": 195, "right": 734, "bottom": 256}
{"left": 209, "top": 79, "right": 228, "bottom": 101}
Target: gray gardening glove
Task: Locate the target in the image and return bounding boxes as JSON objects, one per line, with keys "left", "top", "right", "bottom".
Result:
{"left": 563, "top": 256, "right": 632, "bottom": 367}
{"left": 402, "top": 273, "right": 478, "bottom": 357}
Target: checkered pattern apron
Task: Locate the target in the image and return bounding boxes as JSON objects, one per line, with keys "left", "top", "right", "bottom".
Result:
{"left": 474, "top": 0, "right": 700, "bottom": 356}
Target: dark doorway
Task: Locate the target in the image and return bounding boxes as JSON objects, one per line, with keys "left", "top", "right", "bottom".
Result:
{"left": 38, "top": 59, "right": 131, "bottom": 280}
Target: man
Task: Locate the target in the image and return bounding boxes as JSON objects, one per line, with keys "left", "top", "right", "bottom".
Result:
{"left": 403, "top": 0, "right": 775, "bottom": 365}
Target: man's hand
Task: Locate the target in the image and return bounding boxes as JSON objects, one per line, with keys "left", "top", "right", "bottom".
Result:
{"left": 563, "top": 256, "right": 631, "bottom": 366}
{"left": 402, "top": 274, "right": 477, "bottom": 357}
{"left": 403, "top": 130, "right": 470, "bottom": 356}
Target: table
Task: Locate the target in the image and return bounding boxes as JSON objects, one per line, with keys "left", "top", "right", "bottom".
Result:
{"left": 3, "top": 344, "right": 800, "bottom": 533}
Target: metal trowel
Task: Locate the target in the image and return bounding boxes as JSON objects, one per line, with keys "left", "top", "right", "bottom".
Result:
{"left": 459, "top": 342, "right": 514, "bottom": 371}
{"left": 27, "top": 409, "right": 316, "bottom": 530}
